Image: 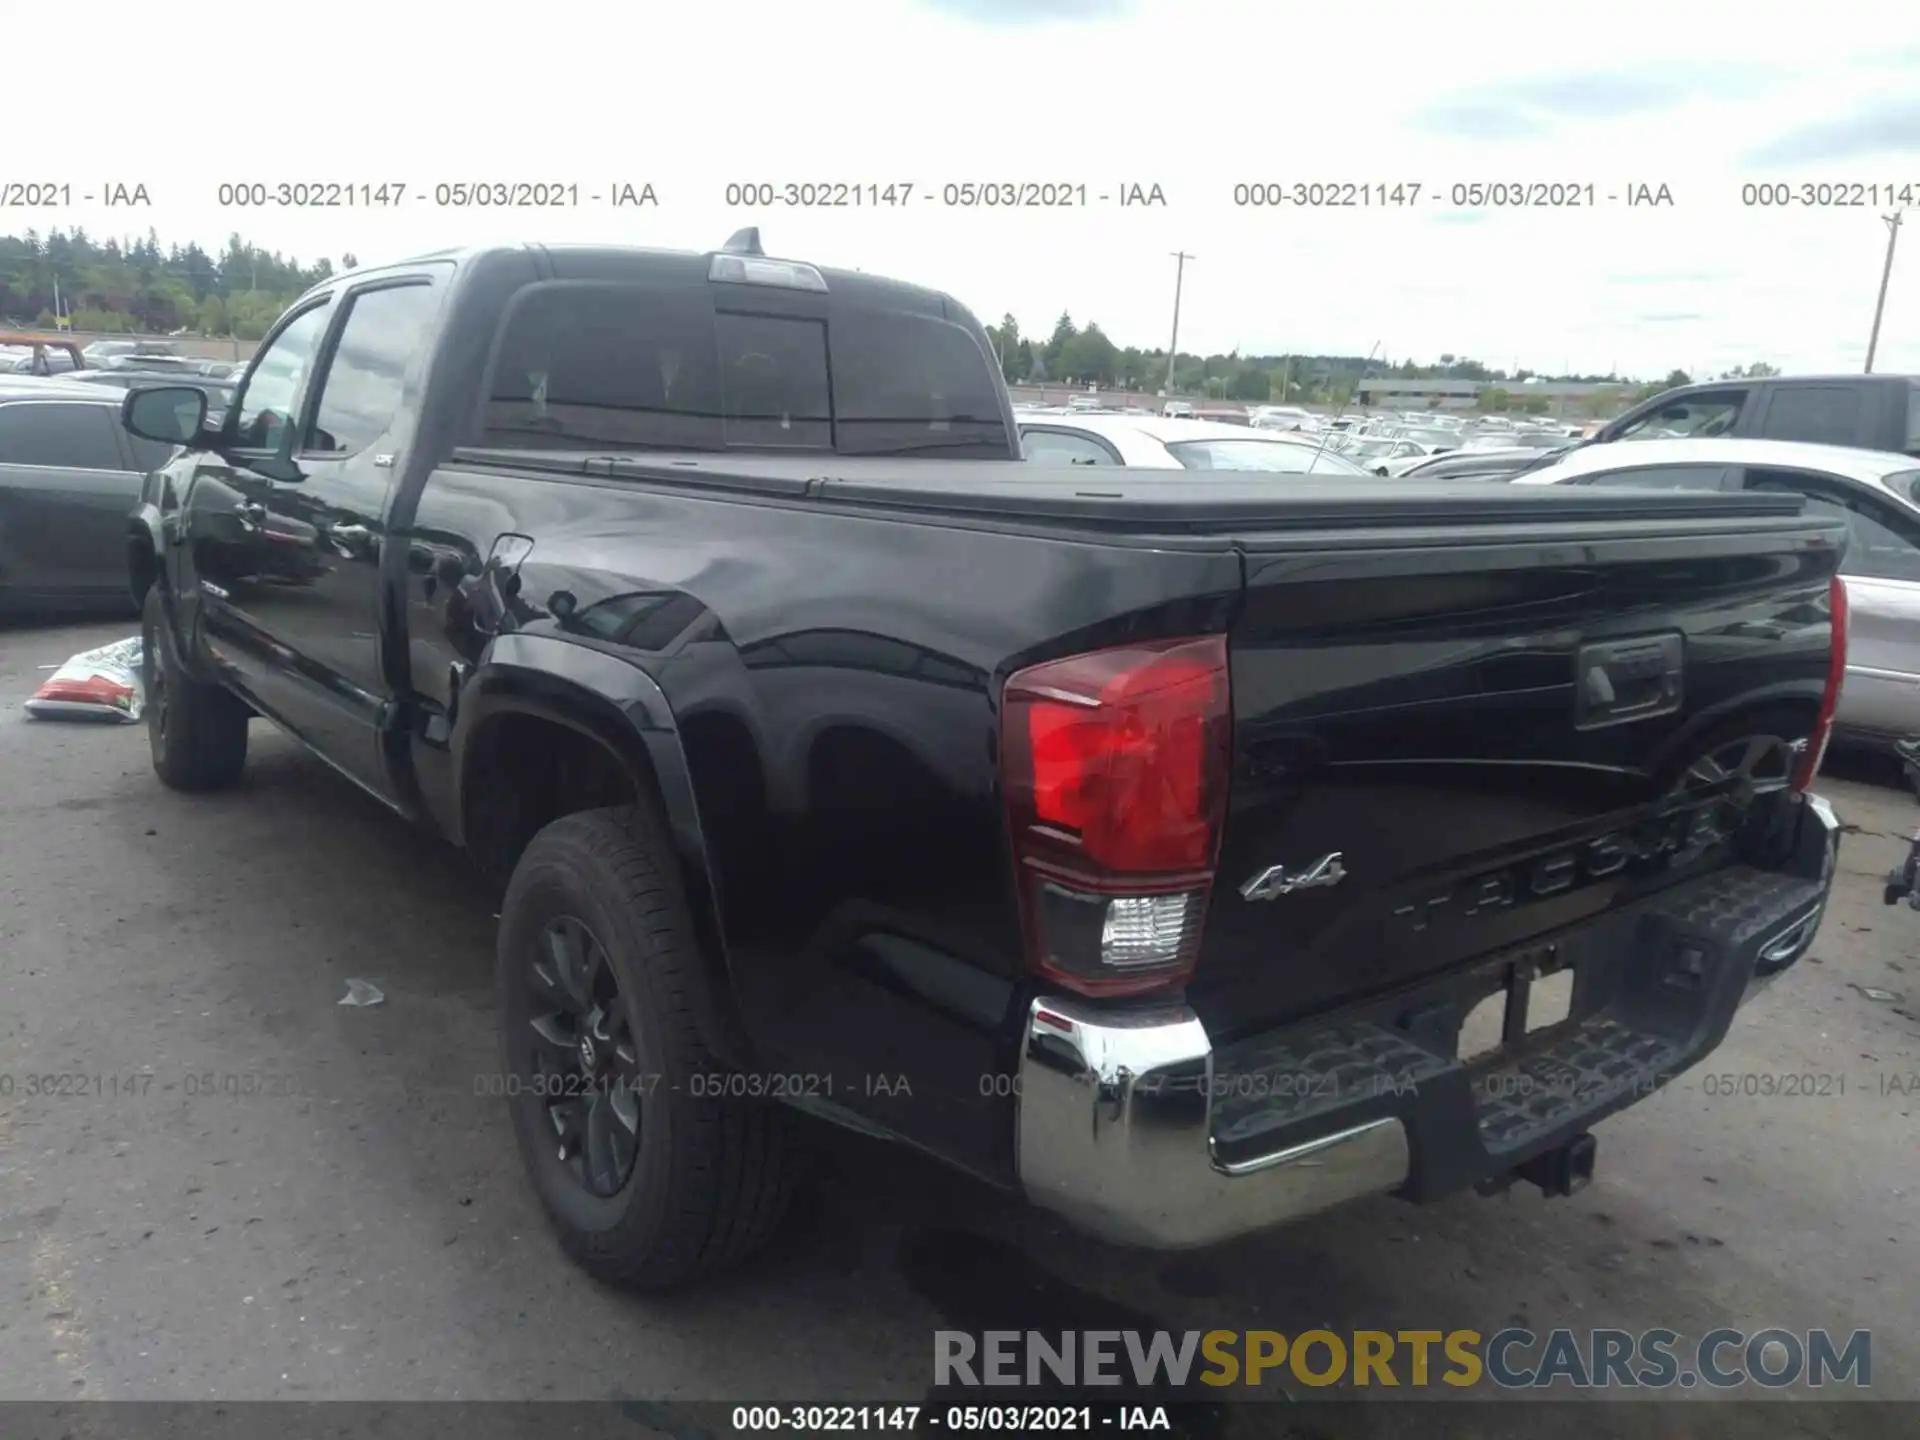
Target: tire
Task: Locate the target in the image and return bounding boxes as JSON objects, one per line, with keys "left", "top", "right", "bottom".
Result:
{"left": 142, "top": 586, "right": 249, "bottom": 791}
{"left": 496, "top": 804, "right": 792, "bottom": 1290}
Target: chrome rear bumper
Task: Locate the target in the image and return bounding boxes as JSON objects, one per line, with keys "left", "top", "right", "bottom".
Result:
{"left": 1016, "top": 998, "right": 1409, "bottom": 1249}
{"left": 1014, "top": 793, "right": 1842, "bottom": 1251}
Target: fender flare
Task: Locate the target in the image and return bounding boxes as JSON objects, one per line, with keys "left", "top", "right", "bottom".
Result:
{"left": 127, "top": 501, "right": 164, "bottom": 606}
{"left": 451, "top": 632, "right": 750, "bottom": 1067}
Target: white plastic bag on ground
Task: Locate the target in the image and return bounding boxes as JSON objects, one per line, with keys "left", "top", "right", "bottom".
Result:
{"left": 23, "top": 636, "right": 146, "bottom": 723}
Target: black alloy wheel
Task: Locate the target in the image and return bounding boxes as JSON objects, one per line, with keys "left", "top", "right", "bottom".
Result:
{"left": 145, "top": 630, "right": 171, "bottom": 756}
{"left": 525, "top": 915, "right": 644, "bottom": 1198}
{"left": 140, "top": 584, "right": 248, "bottom": 790}
{"left": 1667, "top": 730, "right": 1801, "bottom": 865}
{"left": 496, "top": 806, "right": 794, "bottom": 1289}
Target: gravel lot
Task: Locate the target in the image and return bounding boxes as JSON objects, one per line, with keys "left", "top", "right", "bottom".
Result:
{"left": 2, "top": 617, "right": 1915, "bottom": 1436}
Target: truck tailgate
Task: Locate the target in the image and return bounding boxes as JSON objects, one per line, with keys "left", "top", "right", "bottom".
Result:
{"left": 1192, "top": 495, "right": 1844, "bottom": 1038}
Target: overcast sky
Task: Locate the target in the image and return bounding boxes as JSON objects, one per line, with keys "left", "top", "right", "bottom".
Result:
{"left": 21, "top": 0, "right": 1920, "bottom": 378}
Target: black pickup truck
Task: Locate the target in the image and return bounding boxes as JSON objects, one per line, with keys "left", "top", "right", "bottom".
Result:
{"left": 123, "top": 235, "right": 1848, "bottom": 1290}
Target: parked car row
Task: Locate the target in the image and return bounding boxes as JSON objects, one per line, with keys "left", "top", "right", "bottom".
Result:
{"left": 0, "top": 332, "right": 248, "bottom": 380}
{"left": 59, "top": 368, "right": 237, "bottom": 427}
{"left": 1017, "top": 411, "right": 1370, "bottom": 473}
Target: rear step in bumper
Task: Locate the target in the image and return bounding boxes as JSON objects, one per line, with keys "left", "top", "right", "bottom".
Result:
{"left": 1016, "top": 793, "right": 1840, "bottom": 1250}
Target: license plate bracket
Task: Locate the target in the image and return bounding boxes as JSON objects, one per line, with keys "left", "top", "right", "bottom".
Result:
{"left": 1458, "top": 944, "right": 1571, "bottom": 1064}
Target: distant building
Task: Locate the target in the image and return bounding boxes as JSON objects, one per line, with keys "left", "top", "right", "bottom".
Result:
{"left": 1356, "top": 377, "right": 1630, "bottom": 411}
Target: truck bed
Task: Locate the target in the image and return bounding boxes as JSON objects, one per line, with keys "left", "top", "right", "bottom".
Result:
{"left": 451, "top": 446, "right": 1812, "bottom": 536}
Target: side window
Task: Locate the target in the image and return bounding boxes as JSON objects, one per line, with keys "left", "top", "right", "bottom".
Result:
{"left": 1842, "top": 504, "right": 1920, "bottom": 583}
{"left": 483, "top": 282, "right": 723, "bottom": 451}
{"left": 1611, "top": 391, "right": 1746, "bottom": 441}
{"left": 1745, "top": 468, "right": 1920, "bottom": 583}
{"left": 1577, "top": 465, "right": 1729, "bottom": 489}
{"left": 1757, "top": 385, "right": 1861, "bottom": 446}
{"left": 304, "top": 282, "right": 440, "bottom": 456}
{"left": 0, "top": 402, "right": 124, "bottom": 469}
{"left": 1020, "top": 428, "right": 1118, "bottom": 466}
{"left": 231, "top": 303, "right": 332, "bottom": 451}
{"left": 1906, "top": 382, "right": 1920, "bottom": 455}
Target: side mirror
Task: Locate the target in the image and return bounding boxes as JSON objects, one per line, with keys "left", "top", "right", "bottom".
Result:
{"left": 122, "top": 385, "right": 209, "bottom": 446}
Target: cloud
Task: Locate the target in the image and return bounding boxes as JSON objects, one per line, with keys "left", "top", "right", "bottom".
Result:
{"left": 1742, "top": 96, "right": 1920, "bottom": 165}
{"left": 1634, "top": 312, "right": 1707, "bottom": 324}
{"left": 1409, "top": 62, "right": 1782, "bottom": 140}
{"left": 916, "top": 0, "right": 1132, "bottom": 22}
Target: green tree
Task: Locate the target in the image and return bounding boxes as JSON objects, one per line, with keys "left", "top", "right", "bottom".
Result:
{"left": 1664, "top": 369, "right": 1692, "bottom": 388}
{"left": 1057, "top": 323, "right": 1118, "bottom": 385}
{"left": 0, "top": 226, "right": 331, "bottom": 336}
{"left": 198, "top": 293, "right": 230, "bottom": 335}
{"left": 1481, "top": 387, "right": 1513, "bottom": 412}
{"left": 1043, "top": 312, "right": 1077, "bottom": 376}
{"left": 1230, "top": 366, "right": 1271, "bottom": 402}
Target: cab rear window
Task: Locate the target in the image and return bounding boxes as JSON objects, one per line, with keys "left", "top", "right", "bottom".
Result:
{"left": 478, "top": 281, "right": 1011, "bottom": 458}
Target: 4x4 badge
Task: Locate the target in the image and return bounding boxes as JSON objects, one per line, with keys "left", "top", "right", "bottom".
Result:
{"left": 1241, "top": 852, "right": 1346, "bottom": 901}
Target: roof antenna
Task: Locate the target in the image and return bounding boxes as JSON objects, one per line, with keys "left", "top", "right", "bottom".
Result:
{"left": 1311, "top": 339, "right": 1381, "bottom": 471}
{"left": 721, "top": 227, "right": 765, "bottom": 257}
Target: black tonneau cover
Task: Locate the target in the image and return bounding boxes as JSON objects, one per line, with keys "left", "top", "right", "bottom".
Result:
{"left": 451, "top": 447, "right": 1816, "bottom": 538}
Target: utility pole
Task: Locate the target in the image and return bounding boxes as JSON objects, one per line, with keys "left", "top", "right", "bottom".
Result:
{"left": 1865, "top": 211, "right": 1902, "bottom": 374}
{"left": 1165, "top": 251, "right": 1193, "bottom": 394}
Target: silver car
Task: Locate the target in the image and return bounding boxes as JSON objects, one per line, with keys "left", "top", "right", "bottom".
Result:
{"left": 1515, "top": 437, "right": 1920, "bottom": 748}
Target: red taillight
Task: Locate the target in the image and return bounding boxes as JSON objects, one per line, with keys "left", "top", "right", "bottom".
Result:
{"left": 1793, "top": 573, "right": 1849, "bottom": 791}
{"left": 1001, "top": 636, "right": 1231, "bottom": 997}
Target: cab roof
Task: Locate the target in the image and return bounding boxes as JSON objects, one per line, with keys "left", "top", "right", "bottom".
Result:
{"left": 309, "top": 241, "right": 969, "bottom": 320}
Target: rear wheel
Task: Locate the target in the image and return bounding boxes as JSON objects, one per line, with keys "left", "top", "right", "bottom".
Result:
{"left": 141, "top": 586, "right": 248, "bottom": 791}
{"left": 496, "top": 804, "right": 793, "bottom": 1290}
{"left": 1660, "top": 709, "right": 1809, "bottom": 866}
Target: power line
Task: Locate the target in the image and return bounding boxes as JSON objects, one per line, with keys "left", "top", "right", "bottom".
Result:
{"left": 1165, "top": 251, "right": 1194, "bottom": 394}
{"left": 1865, "top": 211, "right": 1903, "bottom": 374}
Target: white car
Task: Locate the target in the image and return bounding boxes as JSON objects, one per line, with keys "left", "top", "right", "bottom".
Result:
{"left": 1249, "top": 405, "right": 1317, "bottom": 431}
{"left": 1516, "top": 437, "right": 1920, "bottom": 748}
{"left": 1342, "top": 437, "right": 1441, "bottom": 474}
{"left": 1018, "top": 413, "right": 1371, "bottom": 475}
